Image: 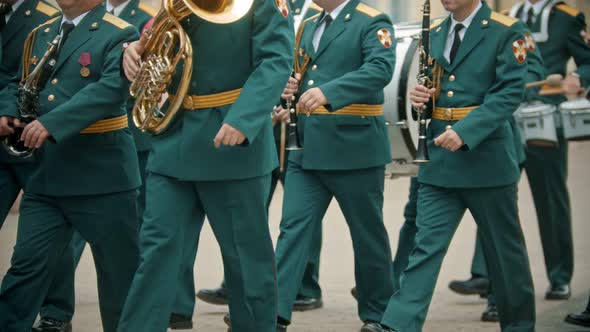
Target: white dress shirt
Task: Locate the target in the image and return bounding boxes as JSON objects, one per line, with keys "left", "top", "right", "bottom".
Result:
{"left": 106, "top": 0, "right": 131, "bottom": 17}
{"left": 312, "top": 0, "right": 350, "bottom": 52}
{"left": 5, "top": 0, "right": 25, "bottom": 23}
{"left": 522, "top": 0, "right": 548, "bottom": 25}
{"left": 444, "top": 1, "right": 482, "bottom": 62}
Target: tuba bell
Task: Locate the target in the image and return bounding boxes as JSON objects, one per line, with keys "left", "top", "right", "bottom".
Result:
{"left": 130, "top": 0, "right": 254, "bottom": 135}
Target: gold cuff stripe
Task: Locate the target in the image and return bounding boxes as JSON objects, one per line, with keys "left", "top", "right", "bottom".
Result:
{"left": 432, "top": 106, "right": 478, "bottom": 121}
{"left": 179, "top": 89, "right": 242, "bottom": 110}
{"left": 307, "top": 104, "right": 384, "bottom": 116}
{"left": 81, "top": 115, "right": 128, "bottom": 134}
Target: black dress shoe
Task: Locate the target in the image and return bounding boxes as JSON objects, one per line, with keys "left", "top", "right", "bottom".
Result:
{"left": 224, "top": 314, "right": 287, "bottom": 332}
{"left": 32, "top": 318, "right": 72, "bottom": 332}
{"left": 565, "top": 310, "right": 590, "bottom": 327}
{"left": 448, "top": 276, "right": 489, "bottom": 296}
{"left": 351, "top": 286, "right": 358, "bottom": 300}
{"left": 481, "top": 304, "right": 499, "bottom": 322}
{"left": 196, "top": 285, "right": 229, "bottom": 305}
{"left": 360, "top": 321, "right": 388, "bottom": 332}
{"left": 293, "top": 295, "right": 323, "bottom": 311}
{"left": 545, "top": 284, "right": 571, "bottom": 300}
{"left": 169, "top": 313, "right": 193, "bottom": 330}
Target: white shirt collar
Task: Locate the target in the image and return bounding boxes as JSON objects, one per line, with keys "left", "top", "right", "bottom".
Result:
{"left": 105, "top": 0, "right": 131, "bottom": 17}
{"left": 61, "top": 10, "right": 90, "bottom": 28}
{"left": 524, "top": 0, "right": 548, "bottom": 16}
{"left": 448, "top": 1, "right": 482, "bottom": 37}
{"left": 321, "top": 0, "right": 350, "bottom": 22}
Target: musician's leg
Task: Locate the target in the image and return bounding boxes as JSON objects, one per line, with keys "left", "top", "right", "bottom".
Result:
{"left": 392, "top": 176, "right": 419, "bottom": 291}
{"left": 199, "top": 174, "right": 276, "bottom": 332}
{"left": 0, "top": 164, "right": 21, "bottom": 229}
{"left": 381, "top": 184, "right": 465, "bottom": 332}
{"left": 464, "top": 184, "right": 535, "bottom": 331}
{"left": 471, "top": 232, "right": 488, "bottom": 278}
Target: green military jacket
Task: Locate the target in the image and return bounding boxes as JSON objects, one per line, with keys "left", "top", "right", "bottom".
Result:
{"left": 147, "top": 0, "right": 294, "bottom": 181}
{"left": 291, "top": 0, "right": 395, "bottom": 171}
{"left": 110, "top": 0, "right": 157, "bottom": 152}
{"left": 419, "top": 3, "right": 527, "bottom": 188}
{"left": 0, "top": 6, "right": 141, "bottom": 196}
{"left": 509, "top": 1, "right": 590, "bottom": 105}
{"left": 0, "top": 0, "right": 59, "bottom": 164}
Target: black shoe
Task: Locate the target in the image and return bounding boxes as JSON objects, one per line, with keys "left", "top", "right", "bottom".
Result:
{"left": 293, "top": 295, "right": 323, "bottom": 311}
{"left": 196, "top": 285, "right": 229, "bottom": 305}
{"left": 360, "top": 321, "right": 388, "bottom": 332}
{"left": 565, "top": 310, "right": 590, "bottom": 327}
{"left": 224, "top": 314, "right": 287, "bottom": 332}
{"left": 481, "top": 304, "right": 499, "bottom": 322}
{"left": 351, "top": 286, "right": 358, "bottom": 300}
{"left": 169, "top": 313, "right": 193, "bottom": 330}
{"left": 448, "top": 276, "right": 489, "bottom": 296}
{"left": 32, "top": 318, "right": 72, "bottom": 332}
{"left": 545, "top": 284, "right": 571, "bottom": 300}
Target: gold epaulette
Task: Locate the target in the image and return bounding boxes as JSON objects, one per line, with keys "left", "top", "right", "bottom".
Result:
{"left": 355, "top": 3, "right": 382, "bottom": 18}
{"left": 308, "top": 2, "right": 322, "bottom": 13}
{"left": 500, "top": 8, "right": 510, "bottom": 16}
{"left": 555, "top": 4, "right": 581, "bottom": 17}
{"left": 36, "top": 2, "right": 59, "bottom": 17}
{"left": 137, "top": 2, "right": 158, "bottom": 17}
{"left": 490, "top": 12, "right": 519, "bottom": 27}
{"left": 103, "top": 13, "right": 132, "bottom": 30}
{"left": 430, "top": 18, "right": 446, "bottom": 30}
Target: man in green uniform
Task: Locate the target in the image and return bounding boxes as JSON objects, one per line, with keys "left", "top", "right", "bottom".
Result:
{"left": 0, "top": 0, "right": 59, "bottom": 230}
{"left": 196, "top": 0, "right": 325, "bottom": 312}
{"left": 0, "top": 0, "right": 141, "bottom": 331}
{"left": 117, "top": 1, "right": 294, "bottom": 331}
{"left": 375, "top": 1, "right": 536, "bottom": 331}
{"left": 272, "top": 1, "right": 396, "bottom": 331}
{"left": 450, "top": 0, "right": 590, "bottom": 304}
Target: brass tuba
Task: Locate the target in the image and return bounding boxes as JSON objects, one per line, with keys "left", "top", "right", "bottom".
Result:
{"left": 130, "top": 0, "right": 254, "bottom": 134}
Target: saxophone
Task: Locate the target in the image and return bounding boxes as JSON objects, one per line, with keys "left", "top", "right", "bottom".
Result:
{"left": 2, "top": 32, "right": 61, "bottom": 158}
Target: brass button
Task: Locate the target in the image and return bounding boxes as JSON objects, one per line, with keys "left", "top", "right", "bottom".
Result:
{"left": 295, "top": 8, "right": 301, "bottom": 14}
{"left": 308, "top": 80, "right": 314, "bottom": 86}
{"left": 446, "top": 125, "right": 453, "bottom": 130}
{"left": 449, "top": 75, "right": 456, "bottom": 82}
{"left": 51, "top": 78, "right": 58, "bottom": 85}
{"left": 48, "top": 95, "right": 55, "bottom": 102}
{"left": 312, "top": 64, "right": 318, "bottom": 71}
{"left": 447, "top": 91, "right": 454, "bottom": 98}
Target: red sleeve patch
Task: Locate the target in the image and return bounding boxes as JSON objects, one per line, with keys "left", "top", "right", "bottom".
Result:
{"left": 275, "top": 0, "right": 289, "bottom": 18}
{"left": 377, "top": 28, "right": 393, "bottom": 48}
{"left": 513, "top": 39, "right": 527, "bottom": 64}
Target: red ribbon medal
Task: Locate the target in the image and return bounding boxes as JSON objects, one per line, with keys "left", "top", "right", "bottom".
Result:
{"left": 79, "top": 52, "right": 91, "bottom": 77}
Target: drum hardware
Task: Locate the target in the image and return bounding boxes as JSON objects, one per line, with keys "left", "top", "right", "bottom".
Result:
{"left": 559, "top": 97, "right": 590, "bottom": 141}
{"left": 514, "top": 103, "right": 558, "bottom": 147}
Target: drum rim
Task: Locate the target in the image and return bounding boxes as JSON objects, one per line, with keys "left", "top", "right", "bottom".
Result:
{"left": 396, "top": 34, "right": 420, "bottom": 160}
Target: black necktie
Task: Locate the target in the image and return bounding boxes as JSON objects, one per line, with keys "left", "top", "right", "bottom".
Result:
{"left": 56, "top": 22, "right": 75, "bottom": 57}
{"left": 526, "top": 8, "right": 535, "bottom": 29}
{"left": 0, "top": 4, "right": 12, "bottom": 33}
{"left": 323, "top": 14, "right": 333, "bottom": 31}
{"left": 449, "top": 23, "right": 464, "bottom": 64}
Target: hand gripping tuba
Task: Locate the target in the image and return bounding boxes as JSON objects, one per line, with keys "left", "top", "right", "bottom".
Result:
{"left": 130, "top": 0, "right": 254, "bottom": 134}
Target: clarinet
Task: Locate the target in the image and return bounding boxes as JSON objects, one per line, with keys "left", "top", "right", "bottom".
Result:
{"left": 282, "top": 73, "right": 302, "bottom": 150}
{"left": 414, "top": 0, "right": 432, "bottom": 163}
{"left": 2, "top": 34, "right": 61, "bottom": 158}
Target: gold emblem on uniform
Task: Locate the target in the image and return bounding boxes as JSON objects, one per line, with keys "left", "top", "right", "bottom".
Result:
{"left": 79, "top": 52, "right": 92, "bottom": 78}
{"left": 482, "top": 19, "right": 488, "bottom": 26}
{"left": 131, "top": 9, "right": 136, "bottom": 16}
{"left": 44, "top": 27, "right": 51, "bottom": 33}
{"left": 377, "top": 28, "right": 392, "bottom": 48}
{"left": 25, "top": 10, "right": 31, "bottom": 16}
{"left": 91, "top": 22, "right": 98, "bottom": 29}
{"left": 512, "top": 39, "right": 527, "bottom": 64}
{"left": 80, "top": 67, "right": 90, "bottom": 77}
{"left": 274, "top": 0, "right": 289, "bottom": 18}
{"left": 344, "top": 13, "right": 351, "bottom": 21}
{"left": 524, "top": 33, "right": 536, "bottom": 51}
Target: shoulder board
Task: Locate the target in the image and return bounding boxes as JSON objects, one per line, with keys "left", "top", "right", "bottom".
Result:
{"left": 308, "top": 2, "right": 322, "bottom": 13}
{"left": 103, "top": 13, "right": 132, "bottom": 29}
{"left": 430, "top": 18, "right": 446, "bottom": 30}
{"left": 137, "top": 2, "right": 158, "bottom": 17}
{"left": 490, "top": 12, "right": 519, "bottom": 27}
{"left": 355, "top": 3, "right": 382, "bottom": 18}
{"left": 36, "top": 1, "right": 60, "bottom": 17}
{"left": 555, "top": 4, "right": 581, "bottom": 17}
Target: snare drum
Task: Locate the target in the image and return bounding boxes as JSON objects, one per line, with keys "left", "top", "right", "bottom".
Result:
{"left": 514, "top": 103, "right": 558, "bottom": 147}
{"left": 384, "top": 23, "right": 421, "bottom": 177}
{"left": 560, "top": 98, "right": 590, "bottom": 141}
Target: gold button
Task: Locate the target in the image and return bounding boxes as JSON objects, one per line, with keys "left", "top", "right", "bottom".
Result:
{"left": 295, "top": 8, "right": 301, "bottom": 14}
{"left": 312, "top": 64, "right": 318, "bottom": 71}
{"left": 51, "top": 78, "right": 58, "bottom": 85}
{"left": 48, "top": 95, "right": 55, "bottom": 101}
{"left": 449, "top": 75, "right": 456, "bottom": 82}
{"left": 447, "top": 91, "right": 454, "bottom": 98}
{"left": 308, "top": 80, "right": 314, "bottom": 86}
{"left": 446, "top": 125, "right": 452, "bottom": 130}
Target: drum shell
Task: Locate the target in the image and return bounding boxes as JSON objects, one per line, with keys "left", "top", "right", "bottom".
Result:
{"left": 560, "top": 99, "right": 590, "bottom": 141}
{"left": 514, "top": 103, "right": 558, "bottom": 147}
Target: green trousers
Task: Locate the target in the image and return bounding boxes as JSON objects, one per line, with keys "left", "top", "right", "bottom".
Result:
{"left": 0, "top": 191, "right": 139, "bottom": 332}
{"left": 0, "top": 162, "right": 36, "bottom": 229}
{"left": 382, "top": 183, "right": 535, "bottom": 332}
{"left": 524, "top": 132, "right": 573, "bottom": 286}
{"left": 391, "top": 177, "right": 419, "bottom": 292}
{"left": 275, "top": 160, "right": 393, "bottom": 323}
{"left": 117, "top": 172, "right": 277, "bottom": 332}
